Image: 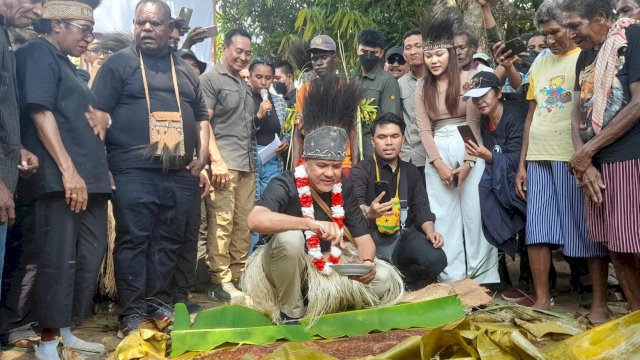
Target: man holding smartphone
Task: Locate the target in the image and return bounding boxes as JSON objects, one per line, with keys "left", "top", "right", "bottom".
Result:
{"left": 351, "top": 113, "right": 447, "bottom": 290}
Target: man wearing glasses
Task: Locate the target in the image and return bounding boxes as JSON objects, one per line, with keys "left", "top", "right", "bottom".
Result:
{"left": 90, "top": 0, "right": 212, "bottom": 337}
{"left": 383, "top": 46, "right": 408, "bottom": 79}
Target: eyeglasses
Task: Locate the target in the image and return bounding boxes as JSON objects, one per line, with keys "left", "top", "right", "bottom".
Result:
{"left": 86, "top": 49, "right": 113, "bottom": 57}
{"left": 64, "top": 21, "right": 94, "bottom": 40}
{"left": 386, "top": 56, "right": 406, "bottom": 65}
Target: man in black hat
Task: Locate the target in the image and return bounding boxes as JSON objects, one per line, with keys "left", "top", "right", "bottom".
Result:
{"left": 178, "top": 49, "right": 206, "bottom": 76}
{"left": 383, "top": 46, "right": 408, "bottom": 79}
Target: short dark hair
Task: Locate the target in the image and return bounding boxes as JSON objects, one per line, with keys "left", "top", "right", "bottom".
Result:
{"left": 275, "top": 60, "right": 294, "bottom": 75}
{"left": 249, "top": 57, "right": 275, "bottom": 74}
{"left": 454, "top": 30, "right": 479, "bottom": 50}
{"left": 559, "top": 0, "right": 614, "bottom": 20}
{"left": 358, "top": 28, "right": 385, "bottom": 49}
{"left": 371, "top": 112, "right": 406, "bottom": 136}
{"left": 403, "top": 28, "right": 421, "bottom": 41}
{"left": 134, "top": 0, "right": 171, "bottom": 22}
{"left": 224, "top": 28, "right": 252, "bottom": 47}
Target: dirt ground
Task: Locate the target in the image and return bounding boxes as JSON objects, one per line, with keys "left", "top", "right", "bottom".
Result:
{"left": 0, "top": 253, "right": 630, "bottom": 360}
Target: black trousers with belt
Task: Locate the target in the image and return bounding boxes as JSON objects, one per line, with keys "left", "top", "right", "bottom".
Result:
{"left": 34, "top": 192, "right": 108, "bottom": 329}
{"left": 112, "top": 168, "right": 199, "bottom": 317}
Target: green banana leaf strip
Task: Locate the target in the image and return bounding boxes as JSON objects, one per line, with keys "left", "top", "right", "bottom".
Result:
{"left": 171, "top": 295, "right": 465, "bottom": 357}
{"left": 300, "top": 295, "right": 465, "bottom": 338}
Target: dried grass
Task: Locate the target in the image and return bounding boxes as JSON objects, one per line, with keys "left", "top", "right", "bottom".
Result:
{"left": 402, "top": 278, "right": 492, "bottom": 309}
{"left": 98, "top": 201, "right": 117, "bottom": 298}
{"left": 242, "top": 244, "right": 404, "bottom": 324}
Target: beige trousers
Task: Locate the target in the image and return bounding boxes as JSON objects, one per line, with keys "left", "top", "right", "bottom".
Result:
{"left": 261, "top": 230, "right": 392, "bottom": 318}
{"left": 206, "top": 170, "right": 256, "bottom": 284}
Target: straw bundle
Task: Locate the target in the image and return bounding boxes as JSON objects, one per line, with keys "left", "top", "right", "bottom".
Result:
{"left": 98, "top": 201, "right": 117, "bottom": 298}
{"left": 242, "top": 243, "right": 404, "bottom": 323}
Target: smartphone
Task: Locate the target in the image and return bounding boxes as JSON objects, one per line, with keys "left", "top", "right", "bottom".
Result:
{"left": 457, "top": 125, "right": 478, "bottom": 146}
{"left": 374, "top": 181, "right": 391, "bottom": 203}
{"left": 178, "top": 7, "right": 193, "bottom": 27}
{"left": 203, "top": 25, "right": 217, "bottom": 38}
{"left": 502, "top": 37, "right": 527, "bottom": 58}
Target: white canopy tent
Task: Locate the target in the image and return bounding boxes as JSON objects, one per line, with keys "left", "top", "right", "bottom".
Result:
{"left": 93, "top": 0, "right": 216, "bottom": 65}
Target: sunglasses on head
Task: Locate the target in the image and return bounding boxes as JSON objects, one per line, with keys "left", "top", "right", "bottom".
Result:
{"left": 386, "top": 55, "right": 406, "bottom": 65}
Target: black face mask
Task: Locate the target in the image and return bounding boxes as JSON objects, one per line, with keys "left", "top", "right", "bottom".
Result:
{"left": 359, "top": 53, "right": 379, "bottom": 72}
{"left": 527, "top": 50, "right": 540, "bottom": 64}
{"left": 272, "top": 81, "right": 288, "bottom": 96}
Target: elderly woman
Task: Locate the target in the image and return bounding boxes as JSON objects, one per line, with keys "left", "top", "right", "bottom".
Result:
{"left": 514, "top": 0, "right": 609, "bottom": 313}
{"left": 15, "top": 1, "right": 110, "bottom": 358}
{"left": 562, "top": 0, "right": 640, "bottom": 321}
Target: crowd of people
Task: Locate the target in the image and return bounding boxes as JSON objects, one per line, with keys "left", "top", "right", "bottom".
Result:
{"left": 1, "top": 0, "right": 640, "bottom": 358}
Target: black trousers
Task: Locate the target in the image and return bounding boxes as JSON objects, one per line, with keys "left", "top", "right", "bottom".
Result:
{"left": 0, "top": 195, "right": 37, "bottom": 339}
{"left": 394, "top": 228, "right": 448, "bottom": 290}
{"left": 34, "top": 193, "right": 108, "bottom": 329}
{"left": 172, "top": 196, "right": 202, "bottom": 301}
{"left": 112, "top": 168, "right": 199, "bottom": 317}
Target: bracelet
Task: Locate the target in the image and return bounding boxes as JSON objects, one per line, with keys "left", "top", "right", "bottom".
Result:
{"left": 106, "top": 114, "right": 112, "bottom": 129}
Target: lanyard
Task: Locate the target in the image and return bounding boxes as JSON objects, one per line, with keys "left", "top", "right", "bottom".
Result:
{"left": 373, "top": 155, "right": 400, "bottom": 198}
{"left": 139, "top": 53, "right": 182, "bottom": 116}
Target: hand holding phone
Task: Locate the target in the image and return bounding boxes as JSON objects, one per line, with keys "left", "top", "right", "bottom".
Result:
{"left": 374, "top": 181, "right": 391, "bottom": 203}
{"left": 202, "top": 25, "right": 217, "bottom": 38}
{"left": 457, "top": 125, "right": 478, "bottom": 146}
{"left": 502, "top": 37, "right": 527, "bottom": 59}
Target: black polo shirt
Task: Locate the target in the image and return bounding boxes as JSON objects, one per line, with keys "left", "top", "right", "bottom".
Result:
{"left": 92, "top": 44, "right": 209, "bottom": 171}
{"left": 480, "top": 100, "right": 527, "bottom": 156}
{"left": 256, "top": 172, "right": 370, "bottom": 249}
{"left": 350, "top": 155, "right": 436, "bottom": 231}
{"left": 16, "top": 38, "right": 111, "bottom": 201}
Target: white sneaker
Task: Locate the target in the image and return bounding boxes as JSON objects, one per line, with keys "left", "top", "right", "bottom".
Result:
{"left": 64, "top": 339, "right": 105, "bottom": 356}
{"left": 34, "top": 341, "right": 61, "bottom": 360}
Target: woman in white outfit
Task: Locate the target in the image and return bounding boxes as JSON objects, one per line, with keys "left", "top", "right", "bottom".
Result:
{"left": 414, "top": 16, "right": 499, "bottom": 284}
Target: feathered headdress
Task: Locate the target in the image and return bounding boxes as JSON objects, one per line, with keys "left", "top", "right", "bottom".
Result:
{"left": 421, "top": 8, "right": 460, "bottom": 51}
{"left": 302, "top": 75, "right": 361, "bottom": 161}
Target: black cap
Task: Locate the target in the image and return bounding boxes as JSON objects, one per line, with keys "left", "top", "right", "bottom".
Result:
{"left": 177, "top": 49, "right": 207, "bottom": 75}
{"left": 385, "top": 46, "right": 403, "bottom": 59}
{"left": 462, "top": 71, "right": 501, "bottom": 99}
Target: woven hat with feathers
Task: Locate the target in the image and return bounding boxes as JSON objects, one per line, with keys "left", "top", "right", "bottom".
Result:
{"left": 302, "top": 75, "right": 361, "bottom": 161}
{"left": 421, "top": 9, "right": 460, "bottom": 51}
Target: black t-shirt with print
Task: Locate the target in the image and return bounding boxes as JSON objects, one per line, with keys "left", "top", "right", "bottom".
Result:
{"left": 574, "top": 26, "right": 640, "bottom": 164}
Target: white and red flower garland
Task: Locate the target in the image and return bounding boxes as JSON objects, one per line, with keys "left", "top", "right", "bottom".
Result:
{"left": 294, "top": 160, "right": 344, "bottom": 275}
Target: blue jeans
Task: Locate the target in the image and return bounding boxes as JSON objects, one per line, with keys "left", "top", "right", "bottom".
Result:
{"left": 0, "top": 223, "right": 6, "bottom": 300}
{"left": 251, "top": 146, "right": 283, "bottom": 252}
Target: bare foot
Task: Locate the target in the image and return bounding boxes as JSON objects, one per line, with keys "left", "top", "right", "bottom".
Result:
{"left": 587, "top": 306, "right": 611, "bottom": 325}
{"left": 533, "top": 298, "right": 552, "bottom": 310}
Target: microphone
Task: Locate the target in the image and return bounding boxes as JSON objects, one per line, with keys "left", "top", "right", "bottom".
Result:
{"left": 260, "top": 89, "right": 271, "bottom": 116}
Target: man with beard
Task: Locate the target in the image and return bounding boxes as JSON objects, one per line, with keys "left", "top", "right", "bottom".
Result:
{"left": 454, "top": 30, "right": 493, "bottom": 90}
{"left": 90, "top": 0, "right": 211, "bottom": 336}
{"left": 351, "top": 113, "right": 447, "bottom": 291}
{"left": 355, "top": 29, "right": 401, "bottom": 160}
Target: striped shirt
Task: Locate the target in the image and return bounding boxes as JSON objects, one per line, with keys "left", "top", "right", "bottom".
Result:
{"left": 0, "top": 16, "right": 21, "bottom": 193}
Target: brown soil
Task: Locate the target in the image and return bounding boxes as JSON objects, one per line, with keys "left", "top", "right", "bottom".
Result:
{"left": 195, "top": 329, "right": 425, "bottom": 360}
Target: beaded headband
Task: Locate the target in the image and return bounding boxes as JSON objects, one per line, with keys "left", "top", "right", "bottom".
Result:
{"left": 43, "top": 1, "right": 94, "bottom": 24}
{"left": 422, "top": 41, "right": 454, "bottom": 51}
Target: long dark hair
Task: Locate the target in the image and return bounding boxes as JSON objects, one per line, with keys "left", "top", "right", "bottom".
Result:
{"left": 422, "top": 47, "right": 462, "bottom": 117}
{"left": 421, "top": 13, "right": 462, "bottom": 117}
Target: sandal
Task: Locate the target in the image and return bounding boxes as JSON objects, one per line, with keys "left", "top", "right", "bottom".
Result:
{"left": 516, "top": 293, "right": 555, "bottom": 308}
{"left": 4, "top": 337, "right": 39, "bottom": 350}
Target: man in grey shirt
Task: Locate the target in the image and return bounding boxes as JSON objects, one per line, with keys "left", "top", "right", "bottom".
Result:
{"left": 355, "top": 29, "right": 401, "bottom": 160}
{"left": 398, "top": 29, "right": 427, "bottom": 179}
{"left": 200, "top": 28, "right": 256, "bottom": 303}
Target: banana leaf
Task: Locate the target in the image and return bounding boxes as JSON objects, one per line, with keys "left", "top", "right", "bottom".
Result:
{"left": 171, "top": 296, "right": 465, "bottom": 357}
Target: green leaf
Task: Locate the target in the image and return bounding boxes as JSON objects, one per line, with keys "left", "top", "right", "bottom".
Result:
{"left": 171, "top": 296, "right": 465, "bottom": 356}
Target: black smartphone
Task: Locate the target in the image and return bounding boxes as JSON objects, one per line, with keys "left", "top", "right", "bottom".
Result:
{"left": 502, "top": 37, "right": 527, "bottom": 58}
{"left": 457, "top": 125, "right": 478, "bottom": 146}
{"left": 374, "top": 181, "right": 391, "bottom": 203}
{"left": 178, "top": 7, "right": 193, "bottom": 27}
